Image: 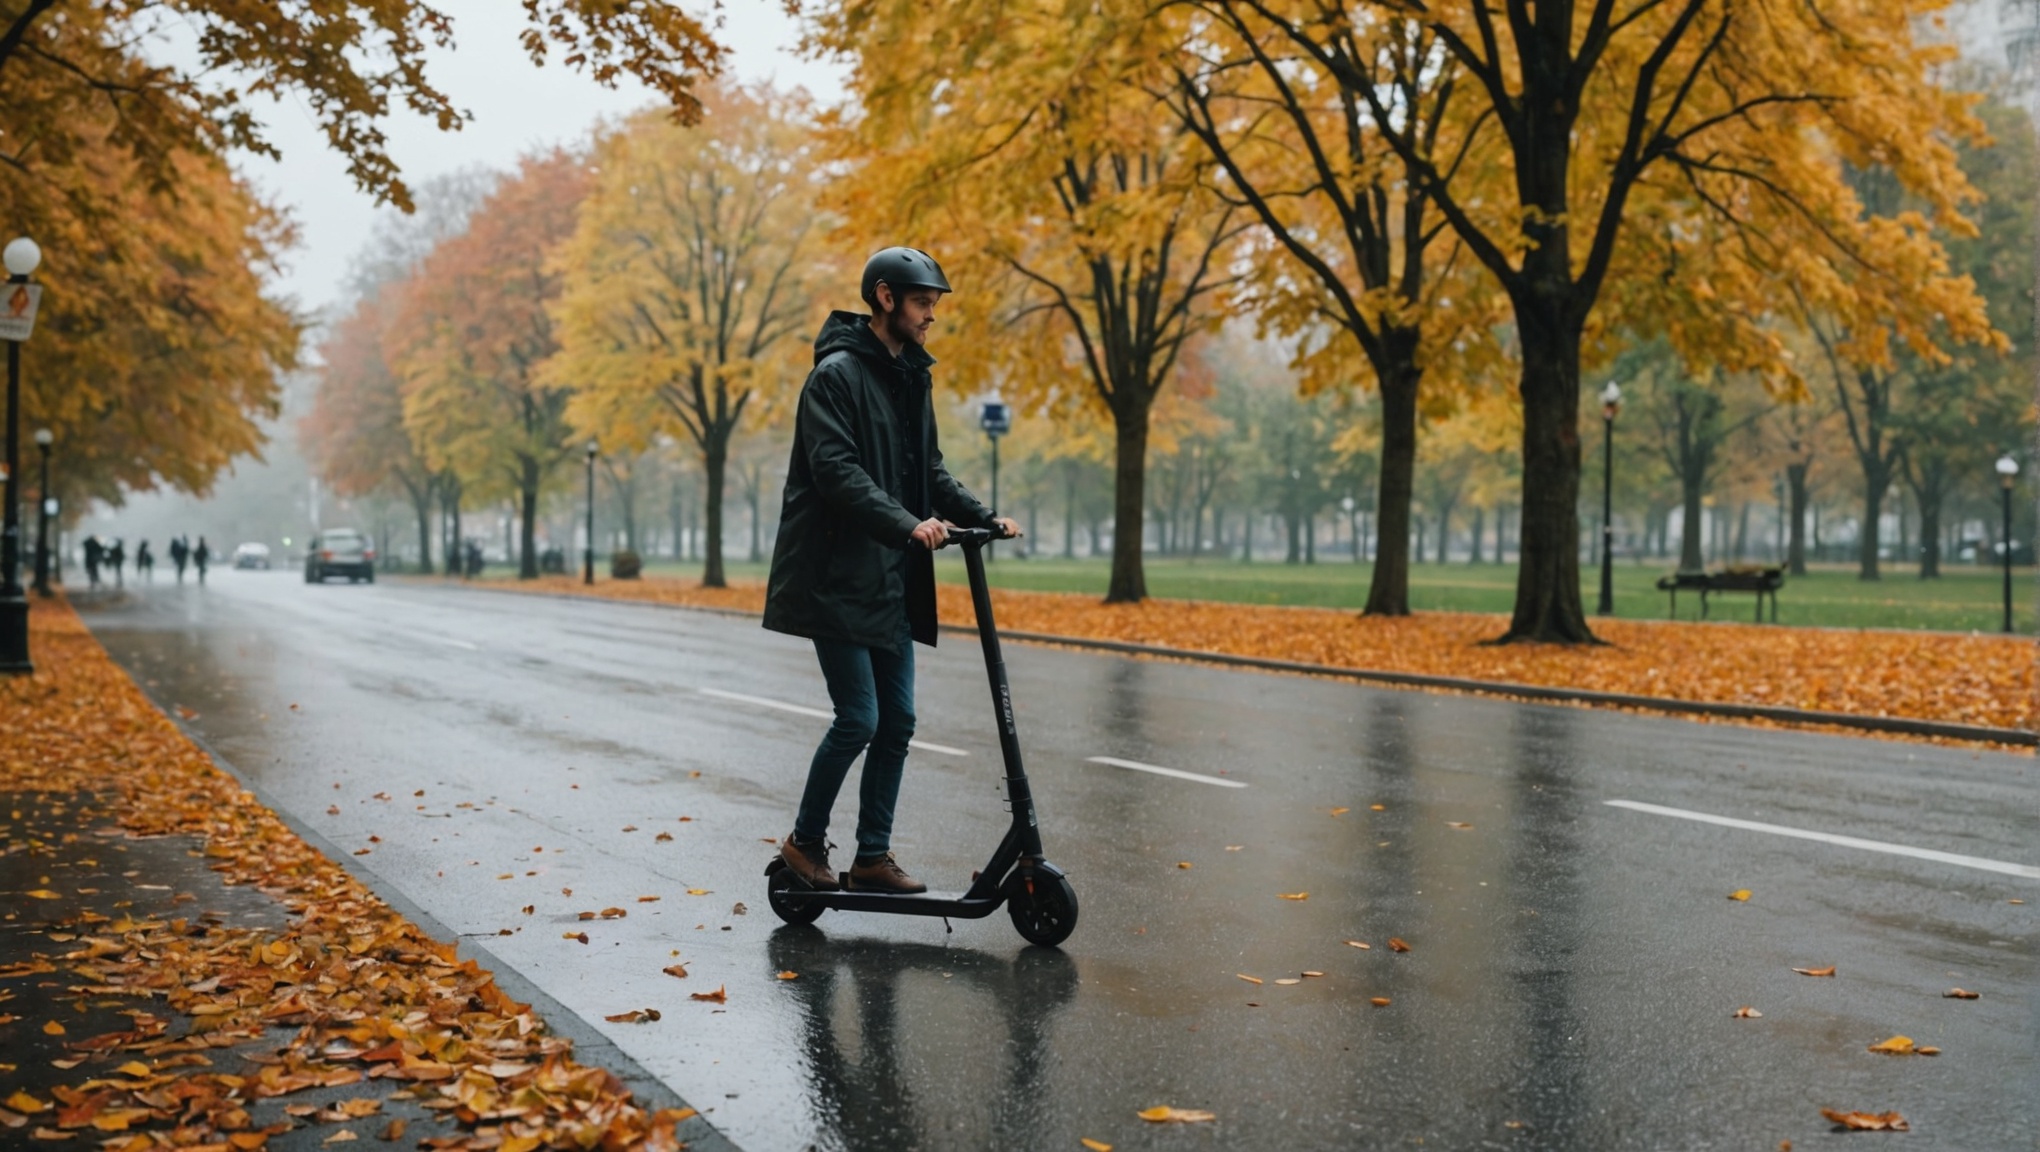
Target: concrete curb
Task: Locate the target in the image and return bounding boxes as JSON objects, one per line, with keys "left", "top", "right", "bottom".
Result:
{"left": 436, "top": 580, "right": 2037, "bottom": 747}
{"left": 108, "top": 660, "right": 743, "bottom": 1152}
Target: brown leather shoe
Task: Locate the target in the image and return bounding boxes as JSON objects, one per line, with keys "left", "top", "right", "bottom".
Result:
{"left": 779, "top": 835, "right": 839, "bottom": 891}
{"left": 848, "top": 852, "right": 928, "bottom": 894}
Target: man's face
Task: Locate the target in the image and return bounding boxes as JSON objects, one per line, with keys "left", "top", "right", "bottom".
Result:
{"left": 877, "top": 284, "right": 943, "bottom": 348}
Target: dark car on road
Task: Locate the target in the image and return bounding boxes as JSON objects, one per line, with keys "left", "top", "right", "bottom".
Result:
{"left": 305, "top": 528, "right": 375, "bottom": 584}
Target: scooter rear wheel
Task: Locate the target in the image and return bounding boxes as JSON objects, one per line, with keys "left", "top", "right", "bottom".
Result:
{"left": 1005, "top": 872, "right": 1078, "bottom": 947}
{"left": 766, "top": 867, "right": 826, "bottom": 926}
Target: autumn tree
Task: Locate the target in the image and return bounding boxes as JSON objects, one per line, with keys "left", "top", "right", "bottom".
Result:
{"left": 549, "top": 83, "right": 824, "bottom": 588}
{"left": 391, "top": 150, "right": 589, "bottom": 578}
{"left": 5, "top": 107, "right": 297, "bottom": 511}
{"left": 1275, "top": 0, "right": 1997, "bottom": 640}
{"left": 810, "top": 0, "right": 1248, "bottom": 603}
{"left": 1159, "top": 4, "right": 1506, "bottom": 612}
{"left": 0, "top": 1, "right": 722, "bottom": 212}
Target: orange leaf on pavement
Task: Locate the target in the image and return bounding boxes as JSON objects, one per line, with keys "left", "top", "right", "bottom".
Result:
{"left": 1728, "top": 889, "right": 1751, "bottom": 901}
{"left": 690, "top": 986, "right": 727, "bottom": 1003}
{"left": 1388, "top": 938, "right": 1411, "bottom": 953}
{"left": 1944, "top": 988, "right": 1979, "bottom": 999}
{"left": 1867, "top": 1036, "right": 1915, "bottom": 1055}
{"left": 1137, "top": 1106, "right": 1216, "bottom": 1124}
{"left": 1821, "top": 1109, "right": 1908, "bottom": 1131}
{"left": 1792, "top": 966, "right": 1836, "bottom": 977}
{"left": 1278, "top": 892, "right": 1308, "bottom": 901}
{"left": 1733, "top": 1006, "right": 1763, "bottom": 1018}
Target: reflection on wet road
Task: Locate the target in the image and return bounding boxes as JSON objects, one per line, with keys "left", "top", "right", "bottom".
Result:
{"left": 78, "top": 574, "right": 2036, "bottom": 1150}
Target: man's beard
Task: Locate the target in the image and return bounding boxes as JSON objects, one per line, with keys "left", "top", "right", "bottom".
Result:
{"left": 882, "top": 308, "right": 924, "bottom": 347}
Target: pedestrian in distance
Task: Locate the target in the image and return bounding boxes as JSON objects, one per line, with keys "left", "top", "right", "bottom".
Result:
{"left": 763, "top": 246, "right": 1018, "bottom": 895}
{"left": 193, "top": 537, "right": 211, "bottom": 584}
{"left": 136, "top": 540, "right": 154, "bottom": 581}
{"left": 83, "top": 536, "right": 103, "bottom": 589}
{"left": 170, "top": 536, "right": 188, "bottom": 583}
{"left": 107, "top": 538, "right": 126, "bottom": 588}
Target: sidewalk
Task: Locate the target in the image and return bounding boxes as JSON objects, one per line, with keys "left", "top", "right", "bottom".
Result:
{"left": 1, "top": 599, "right": 714, "bottom": 1151}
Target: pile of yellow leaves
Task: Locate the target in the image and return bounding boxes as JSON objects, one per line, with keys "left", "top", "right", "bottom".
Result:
{"left": 0, "top": 602, "right": 696, "bottom": 1150}
{"left": 499, "top": 576, "right": 2035, "bottom": 740}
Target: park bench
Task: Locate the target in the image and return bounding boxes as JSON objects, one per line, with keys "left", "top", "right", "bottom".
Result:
{"left": 1654, "top": 566, "right": 1784, "bottom": 623}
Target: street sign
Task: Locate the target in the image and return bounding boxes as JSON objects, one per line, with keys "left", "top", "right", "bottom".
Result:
{"left": 0, "top": 283, "right": 40, "bottom": 342}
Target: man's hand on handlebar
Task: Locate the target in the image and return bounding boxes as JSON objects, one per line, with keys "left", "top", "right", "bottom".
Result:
{"left": 911, "top": 518, "right": 951, "bottom": 551}
{"left": 992, "top": 517, "right": 1022, "bottom": 540}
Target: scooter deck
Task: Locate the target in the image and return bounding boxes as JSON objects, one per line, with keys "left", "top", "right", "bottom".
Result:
{"left": 774, "top": 884, "right": 1006, "bottom": 919}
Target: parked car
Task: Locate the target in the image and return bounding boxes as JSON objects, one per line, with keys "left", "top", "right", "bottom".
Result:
{"left": 305, "top": 528, "right": 375, "bottom": 584}
{"left": 232, "top": 542, "right": 272, "bottom": 570}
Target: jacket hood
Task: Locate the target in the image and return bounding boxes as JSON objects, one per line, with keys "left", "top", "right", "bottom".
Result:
{"left": 813, "top": 310, "right": 935, "bottom": 374}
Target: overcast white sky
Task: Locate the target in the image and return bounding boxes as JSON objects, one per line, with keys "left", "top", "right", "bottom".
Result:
{"left": 234, "top": 0, "right": 844, "bottom": 322}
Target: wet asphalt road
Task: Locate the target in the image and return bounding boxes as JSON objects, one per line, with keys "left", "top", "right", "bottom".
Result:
{"left": 75, "top": 571, "right": 2036, "bottom": 1151}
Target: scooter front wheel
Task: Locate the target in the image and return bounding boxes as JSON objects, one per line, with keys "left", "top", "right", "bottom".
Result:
{"left": 766, "top": 866, "right": 826, "bottom": 926}
{"left": 1005, "top": 872, "right": 1078, "bottom": 947}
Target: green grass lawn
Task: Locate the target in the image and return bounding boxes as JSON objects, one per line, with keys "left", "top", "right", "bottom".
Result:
{"left": 606, "top": 552, "right": 2035, "bottom": 634}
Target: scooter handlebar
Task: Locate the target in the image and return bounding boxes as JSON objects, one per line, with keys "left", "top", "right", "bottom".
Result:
{"left": 933, "top": 524, "right": 1013, "bottom": 549}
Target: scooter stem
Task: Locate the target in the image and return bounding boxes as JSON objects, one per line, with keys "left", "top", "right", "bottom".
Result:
{"left": 956, "top": 533, "right": 1045, "bottom": 861}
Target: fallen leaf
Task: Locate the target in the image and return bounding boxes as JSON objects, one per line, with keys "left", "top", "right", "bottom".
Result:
{"left": 663, "top": 964, "right": 689, "bottom": 979}
{"left": 1176, "top": 862, "right": 1192, "bottom": 870}
{"left": 324, "top": 1131, "right": 358, "bottom": 1144}
{"left": 563, "top": 932, "right": 589, "bottom": 944}
{"left": 114, "top": 1062, "right": 151, "bottom": 1078}
{"left": 1866, "top": 1036, "right": 1915, "bottom": 1055}
{"left": 686, "top": 888, "right": 712, "bottom": 896}
{"left": 175, "top": 706, "right": 199, "bottom": 720}
{"left": 41, "top": 1020, "right": 63, "bottom": 1035}
{"left": 1370, "top": 997, "right": 1391, "bottom": 1007}
{"left": 776, "top": 971, "right": 799, "bottom": 981}
{"left": 1278, "top": 892, "right": 1308, "bottom": 901}
{"left": 603, "top": 1008, "right": 661, "bottom": 1023}
{"left": 638, "top": 895, "right": 660, "bottom": 902}
{"left": 31, "top": 1128, "right": 72, "bottom": 1142}
{"left": 1792, "top": 966, "right": 1836, "bottom": 977}
{"left": 1821, "top": 1109, "right": 1908, "bottom": 1132}
{"left": 1274, "top": 978, "right": 1301, "bottom": 986}
{"left": 1944, "top": 988, "right": 1979, "bottom": 999}
{"left": 1301, "top": 971, "right": 1324, "bottom": 978}
{"left": 1369, "top": 804, "right": 1386, "bottom": 811}
{"left": 1388, "top": 938, "right": 1411, "bottom": 953}
{"left": 23, "top": 890, "right": 58, "bottom": 900}
{"left": 1137, "top": 1106, "right": 1216, "bottom": 1124}
{"left": 1916, "top": 1046, "right": 1941, "bottom": 1056}
{"left": 1728, "top": 889, "right": 1752, "bottom": 901}
{"left": 379, "top": 1119, "right": 407, "bottom": 1142}
{"left": 1329, "top": 807, "right": 1350, "bottom": 817}
{"left": 5, "top": 1092, "right": 48, "bottom": 1114}
{"left": 1734, "top": 1006, "right": 1763, "bottom": 1018}
{"left": 1224, "top": 845, "right": 1243, "bottom": 851}
{"left": 1345, "top": 940, "right": 1370, "bottom": 950}
{"left": 732, "top": 902, "right": 747, "bottom": 915}
{"left": 1081, "top": 1140, "right": 1113, "bottom": 1151}
{"left": 1444, "top": 821, "right": 1472, "bottom": 829}
{"left": 621, "top": 825, "right": 638, "bottom": 832}
{"left": 690, "top": 986, "right": 727, "bottom": 1003}
{"left": 1236, "top": 974, "right": 1263, "bottom": 985}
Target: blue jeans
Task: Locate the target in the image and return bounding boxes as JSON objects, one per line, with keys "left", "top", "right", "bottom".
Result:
{"left": 793, "top": 623, "right": 916, "bottom": 861}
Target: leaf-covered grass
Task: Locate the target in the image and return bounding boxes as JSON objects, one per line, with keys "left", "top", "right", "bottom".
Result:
{"left": 488, "top": 572, "right": 2036, "bottom": 740}
{"left": 598, "top": 555, "right": 2036, "bottom": 634}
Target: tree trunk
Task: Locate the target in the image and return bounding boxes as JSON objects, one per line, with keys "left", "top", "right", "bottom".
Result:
{"left": 1105, "top": 400, "right": 1151, "bottom": 603}
{"left": 1364, "top": 373, "right": 1417, "bottom": 615}
{"left": 1857, "top": 464, "right": 1891, "bottom": 581}
{"left": 1305, "top": 512, "right": 1316, "bottom": 564}
{"left": 1505, "top": 320, "right": 1596, "bottom": 643}
{"left": 517, "top": 457, "right": 541, "bottom": 580}
{"left": 1733, "top": 501, "right": 1749, "bottom": 562}
{"left": 1469, "top": 506, "right": 1485, "bottom": 564}
{"left": 748, "top": 481, "right": 763, "bottom": 564}
{"left": 406, "top": 477, "right": 435, "bottom": 576}
{"left": 1786, "top": 463, "right": 1810, "bottom": 576}
{"left": 1917, "top": 493, "right": 1942, "bottom": 579}
{"left": 703, "top": 440, "right": 728, "bottom": 588}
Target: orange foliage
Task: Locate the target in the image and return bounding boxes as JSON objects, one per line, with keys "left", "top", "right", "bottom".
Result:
{"left": 492, "top": 576, "right": 2034, "bottom": 738}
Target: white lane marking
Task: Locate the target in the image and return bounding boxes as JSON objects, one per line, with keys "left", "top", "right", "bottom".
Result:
{"left": 698, "top": 687, "right": 968, "bottom": 756}
{"left": 1086, "top": 755, "right": 1247, "bottom": 789}
{"left": 1605, "top": 799, "right": 2040, "bottom": 880}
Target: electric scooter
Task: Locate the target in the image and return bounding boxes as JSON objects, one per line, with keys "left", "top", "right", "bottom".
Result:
{"left": 764, "top": 525, "right": 1078, "bottom": 947}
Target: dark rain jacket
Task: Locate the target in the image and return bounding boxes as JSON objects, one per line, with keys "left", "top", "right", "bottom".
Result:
{"left": 762, "top": 311, "right": 997, "bottom": 651}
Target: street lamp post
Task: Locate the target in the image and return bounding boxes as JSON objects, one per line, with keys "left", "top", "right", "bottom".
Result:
{"left": 1597, "top": 381, "right": 1622, "bottom": 616}
{"left": 583, "top": 440, "right": 599, "bottom": 586}
{"left": 1, "top": 237, "right": 44, "bottom": 673}
{"left": 1998, "top": 454, "right": 2020, "bottom": 634}
{"left": 32, "top": 428, "right": 52, "bottom": 596}
{"left": 979, "top": 395, "right": 1010, "bottom": 559}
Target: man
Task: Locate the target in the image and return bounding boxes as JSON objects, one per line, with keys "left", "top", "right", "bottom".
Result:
{"left": 764, "top": 247, "right": 1018, "bottom": 895}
